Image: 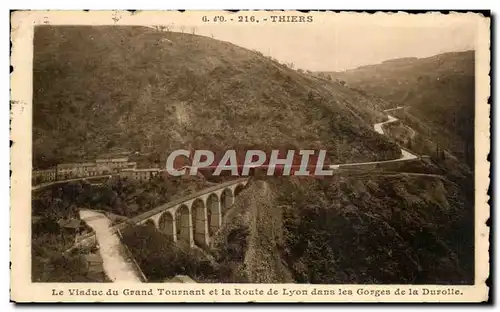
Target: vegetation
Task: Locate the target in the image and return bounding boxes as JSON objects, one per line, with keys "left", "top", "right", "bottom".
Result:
{"left": 32, "top": 247, "right": 111, "bottom": 283}
{"left": 278, "top": 176, "right": 472, "bottom": 284}
{"left": 324, "top": 51, "right": 475, "bottom": 167}
{"left": 121, "top": 224, "right": 219, "bottom": 282}
{"left": 381, "top": 118, "right": 473, "bottom": 202}
{"left": 33, "top": 26, "right": 400, "bottom": 169}
{"left": 209, "top": 176, "right": 474, "bottom": 284}
{"left": 33, "top": 175, "right": 210, "bottom": 220}
{"left": 31, "top": 212, "right": 108, "bottom": 282}
{"left": 31, "top": 175, "right": 210, "bottom": 282}
{"left": 32, "top": 180, "right": 99, "bottom": 282}
{"left": 32, "top": 27, "right": 475, "bottom": 285}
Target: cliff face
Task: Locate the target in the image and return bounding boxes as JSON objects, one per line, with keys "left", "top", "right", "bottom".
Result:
{"left": 34, "top": 26, "right": 400, "bottom": 168}
{"left": 210, "top": 175, "right": 473, "bottom": 284}
{"left": 210, "top": 179, "right": 293, "bottom": 283}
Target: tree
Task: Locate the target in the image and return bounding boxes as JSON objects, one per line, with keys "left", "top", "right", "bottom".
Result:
{"left": 121, "top": 224, "right": 217, "bottom": 282}
{"left": 307, "top": 91, "right": 315, "bottom": 103}
{"left": 155, "top": 25, "right": 166, "bottom": 32}
{"left": 156, "top": 24, "right": 173, "bottom": 32}
{"left": 191, "top": 26, "right": 197, "bottom": 34}
{"left": 180, "top": 25, "right": 186, "bottom": 33}
{"left": 165, "top": 23, "right": 174, "bottom": 32}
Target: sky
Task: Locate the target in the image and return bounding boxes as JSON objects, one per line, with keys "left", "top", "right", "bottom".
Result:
{"left": 33, "top": 11, "right": 480, "bottom": 72}
{"left": 160, "top": 12, "right": 479, "bottom": 72}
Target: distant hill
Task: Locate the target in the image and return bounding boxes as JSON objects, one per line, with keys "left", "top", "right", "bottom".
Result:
{"left": 320, "top": 51, "right": 475, "bottom": 167}
{"left": 382, "top": 57, "right": 418, "bottom": 64}
{"left": 33, "top": 26, "right": 401, "bottom": 169}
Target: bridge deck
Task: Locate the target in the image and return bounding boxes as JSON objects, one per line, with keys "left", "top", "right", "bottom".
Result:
{"left": 117, "top": 177, "right": 249, "bottom": 229}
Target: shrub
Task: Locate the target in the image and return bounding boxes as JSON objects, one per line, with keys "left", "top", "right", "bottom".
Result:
{"left": 121, "top": 224, "right": 218, "bottom": 282}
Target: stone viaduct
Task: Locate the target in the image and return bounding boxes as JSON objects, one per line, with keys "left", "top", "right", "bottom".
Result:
{"left": 116, "top": 178, "right": 250, "bottom": 248}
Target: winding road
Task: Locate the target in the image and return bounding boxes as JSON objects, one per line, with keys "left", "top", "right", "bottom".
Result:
{"left": 329, "top": 107, "right": 418, "bottom": 169}
{"left": 58, "top": 105, "right": 421, "bottom": 284}
{"left": 33, "top": 175, "right": 113, "bottom": 191}
{"left": 79, "top": 209, "right": 144, "bottom": 282}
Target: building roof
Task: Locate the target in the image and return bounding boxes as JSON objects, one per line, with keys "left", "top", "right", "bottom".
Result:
{"left": 96, "top": 157, "right": 129, "bottom": 163}
{"left": 87, "top": 266, "right": 104, "bottom": 274}
{"left": 127, "top": 203, "right": 140, "bottom": 211}
{"left": 165, "top": 275, "right": 197, "bottom": 283}
{"left": 57, "top": 163, "right": 79, "bottom": 169}
{"left": 32, "top": 216, "right": 43, "bottom": 224}
{"left": 134, "top": 168, "right": 160, "bottom": 172}
{"left": 57, "top": 162, "right": 95, "bottom": 168}
{"left": 112, "top": 158, "right": 129, "bottom": 162}
{"left": 58, "top": 218, "right": 81, "bottom": 229}
{"left": 33, "top": 168, "right": 56, "bottom": 173}
{"left": 83, "top": 253, "right": 103, "bottom": 263}
{"left": 120, "top": 168, "right": 160, "bottom": 173}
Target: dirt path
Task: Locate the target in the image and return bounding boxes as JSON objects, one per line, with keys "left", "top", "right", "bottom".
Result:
{"left": 80, "top": 209, "right": 143, "bottom": 283}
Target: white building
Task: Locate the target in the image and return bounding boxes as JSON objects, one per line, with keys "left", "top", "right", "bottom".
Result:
{"left": 95, "top": 157, "right": 130, "bottom": 174}
{"left": 47, "top": 156, "right": 138, "bottom": 182}
{"left": 119, "top": 168, "right": 160, "bottom": 182}
{"left": 32, "top": 168, "right": 57, "bottom": 183}
{"left": 56, "top": 162, "right": 99, "bottom": 179}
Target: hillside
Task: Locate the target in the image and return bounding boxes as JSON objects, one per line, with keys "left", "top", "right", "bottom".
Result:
{"left": 210, "top": 176, "right": 474, "bottom": 284}
{"left": 321, "top": 51, "right": 475, "bottom": 167}
{"left": 33, "top": 26, "right": 400, "bottom": 169}
{"left": 32, "top": 26, "right": 475, "bottom": 285}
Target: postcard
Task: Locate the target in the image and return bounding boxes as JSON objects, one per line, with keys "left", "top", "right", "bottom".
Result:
{"left": 10, "top": 10, "right": 490, "bottom": 302}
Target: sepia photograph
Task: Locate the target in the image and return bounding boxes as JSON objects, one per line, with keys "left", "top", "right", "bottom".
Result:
{"left": 10, "top": 10, "right": 490, "bottom": 302}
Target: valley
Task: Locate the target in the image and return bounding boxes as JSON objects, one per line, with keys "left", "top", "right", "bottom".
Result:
{"left": 31, "top": 26, "right": 475, "bottom": 285}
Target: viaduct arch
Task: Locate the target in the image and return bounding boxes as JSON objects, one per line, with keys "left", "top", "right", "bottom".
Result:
{"left": 132, "top": 178, "right": 249, "bottom": 248}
